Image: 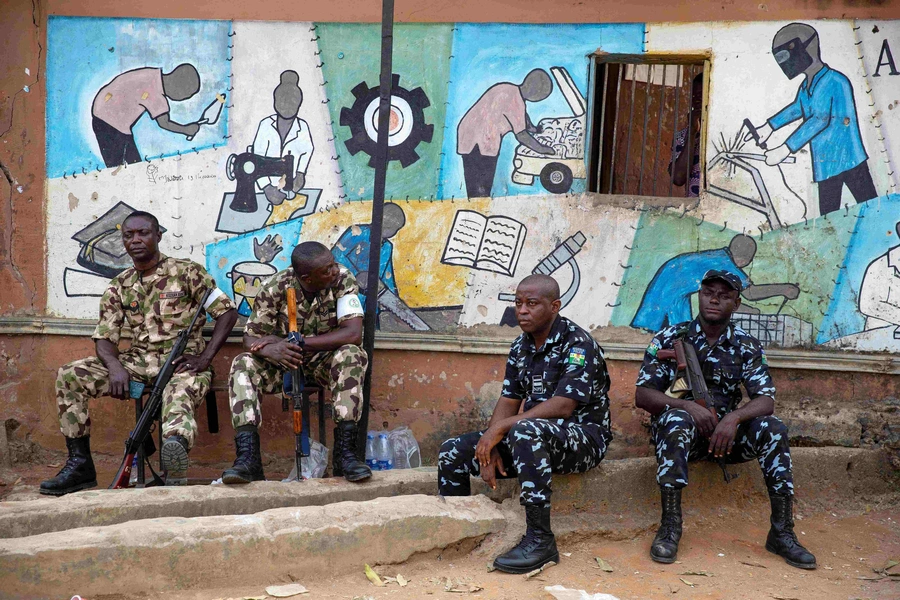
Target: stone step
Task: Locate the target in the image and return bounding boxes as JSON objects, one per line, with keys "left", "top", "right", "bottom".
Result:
{"left": 2, "top": 447, "right": 896, "bottom": 540}
{"left": 0, "top": 494, "right": 507, "bottom": 599}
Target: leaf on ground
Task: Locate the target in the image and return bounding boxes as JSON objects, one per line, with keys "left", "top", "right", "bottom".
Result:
{"left": 881, "top": 559, "right": 899, "bottom": 572}
{"left": 364, "top": 564, "right": 384, "bottom": 587}
{"left": 679, "top": 578, "right": 695, "bottom": 587}
{"left": 679, "top": 571, "right": 713, "bottom": 577}
{"left": 397, "top": 574, "right": 409, "bottom": 587}
{"left": 524, "top": 561, "right": 557, "bottom": 579}
{"left": 265, "top": 583, "right": 308, "bottom": 597}
{"left": 594, "top": 557, "right": 614, "bottom": 572}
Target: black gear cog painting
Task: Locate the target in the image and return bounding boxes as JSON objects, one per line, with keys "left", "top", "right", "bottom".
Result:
{"left": 340, "top": 73, "right": 434, "bottom": 168}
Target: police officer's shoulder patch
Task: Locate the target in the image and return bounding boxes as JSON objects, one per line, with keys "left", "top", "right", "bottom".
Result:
{"left": 647, "top": 340, "right": 661, "bottom": 356}
{"left": 567, "top": 347, "right": 586, "bottom": 366}
{"left": 760, "top": 348, "right": 768, "bottom": 365}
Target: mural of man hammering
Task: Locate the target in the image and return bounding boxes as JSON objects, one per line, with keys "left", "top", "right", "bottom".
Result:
{"left": 746, "top": 23, "right": 877, "bottom": 216}
{"left": 252, "top": 70, "right": 315, "bottom": 207}
{"left": 457, "top": 69, "right": 556, "bottom": 197}
{"left": 91, "top": 64, "right": 201, "bottom": 167}
{"left": 632, "top": 234, "right": 800, "bottom": 331}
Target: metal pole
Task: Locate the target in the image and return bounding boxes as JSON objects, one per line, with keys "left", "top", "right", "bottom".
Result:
{"left": 358, "top": 0, "right": 394, "bottom": 453}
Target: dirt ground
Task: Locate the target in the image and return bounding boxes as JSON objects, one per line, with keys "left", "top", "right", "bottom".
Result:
{"left": 66, "top": 505, "right": 896, "bottom": 600}
{"left": 3, "top": 455, "right": 898, "bottom": 600}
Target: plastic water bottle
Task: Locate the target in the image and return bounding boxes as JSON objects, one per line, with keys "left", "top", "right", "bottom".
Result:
{"left": 128, "top": 456, "right": 139, "bottom": 485}
{"left": 375, "top": 432, "right": 394, "bottom": 471}
{"left": 365, "top": 432, "right": 379, "bottom": 471}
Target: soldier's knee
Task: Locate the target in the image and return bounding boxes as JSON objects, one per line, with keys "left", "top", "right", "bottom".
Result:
{"left": 230, "top": 352, "right": 258, "bottom": 373}
{"left": 759, "top": 416, "right": 788, "bottom": 438}
{"left": 658, "top": 409, "right": 695, "bottom": 434}
{"left": 335, "top": 344, "right": 367, "bottom": 364}
{"left": 438, "top": 438, "right": 458, "bottom": 464}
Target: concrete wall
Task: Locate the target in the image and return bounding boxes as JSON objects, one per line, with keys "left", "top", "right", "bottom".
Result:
{"left": 2, "top": 0, "right": 900, "bottom": 464}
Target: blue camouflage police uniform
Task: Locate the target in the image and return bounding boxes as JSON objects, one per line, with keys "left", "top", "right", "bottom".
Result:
{"left": 438, "top": 316, "right": 612, "bottom": 506}
{"left": 637, "top": 318, "right": 793, "bottom": 495}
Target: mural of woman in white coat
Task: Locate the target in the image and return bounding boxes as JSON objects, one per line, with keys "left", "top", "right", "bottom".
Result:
{"left": 253, "top": 70, "right": 315, "bottom": 206}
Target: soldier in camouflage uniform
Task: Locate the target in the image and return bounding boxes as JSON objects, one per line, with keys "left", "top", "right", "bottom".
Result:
{"left": 635, "top": 269, "right": 816, "bottom": 569}
{"left": 222, "top": 241, "right": 372, "bottom": 484}
{"left": 41, "top": 211, "right": 237, "bottom": 496}
{"left": 438, "top": 274, "right": 612, "bottom": 574}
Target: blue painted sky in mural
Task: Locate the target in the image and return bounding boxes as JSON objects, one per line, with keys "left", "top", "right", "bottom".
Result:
{"left": 819, "top": 194, "right": 900, "bottom": 343}
{"left": 437, "top": 23, "right": 644, "bottom": 200}
{"left": 46, "top": 16, "right": 231, "bottom": 178}
{"left": 206, "top": 219, "right": 305, "bottom": 317}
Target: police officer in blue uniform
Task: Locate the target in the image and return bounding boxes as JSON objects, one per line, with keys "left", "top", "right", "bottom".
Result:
{"left": 635, "top": 270, "right": 816, "bottom": 569}
{"left": 438, "top": 274, "right": 612, "bottom": 574}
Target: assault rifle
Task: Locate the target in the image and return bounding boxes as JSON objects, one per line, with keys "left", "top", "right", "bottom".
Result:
{"left": 661, "top": 339, "right": 737, "bottom": 484}
{"left": 109, "top": 289, "right": 212, "bottom": 489}
{"left": 285, "top": 288, "right": 310, "bottom": 481}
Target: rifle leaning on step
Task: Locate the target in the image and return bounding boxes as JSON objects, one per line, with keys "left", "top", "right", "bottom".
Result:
{"left": 109, "top": 289, "right": 212, "bottom": 489}
{"left": 284, "top": 288, "right": 311, "bottom": 481}
{"left": 658, "top": 339, "right": 737, "bottom": 484}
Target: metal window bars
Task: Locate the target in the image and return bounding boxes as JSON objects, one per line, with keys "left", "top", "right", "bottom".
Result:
{"left": 590, "top": 60, "right": 705, "bottom": 198}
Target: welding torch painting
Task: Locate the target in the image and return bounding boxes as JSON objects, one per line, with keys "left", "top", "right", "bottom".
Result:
{"left": 742, "top": 22, "right": 876, "bottom": 217}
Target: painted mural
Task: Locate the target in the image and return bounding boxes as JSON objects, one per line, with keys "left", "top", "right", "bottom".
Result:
{"left": 44, "top": 17, "right": 900, "bottom": 352}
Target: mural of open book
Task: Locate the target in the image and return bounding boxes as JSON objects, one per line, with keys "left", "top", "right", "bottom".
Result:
{"left": 441, "top": 209, "right": 527, "bottom": 277}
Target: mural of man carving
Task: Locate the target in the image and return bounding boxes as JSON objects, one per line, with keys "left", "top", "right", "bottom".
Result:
{"left": 631, "top": 234, "right": 801, "bottom": 332}
{"left": 91, "top": 64, "right": 201, "bottom": 167}
{"left": 332, "top": 203, "right": 406, "bottom": 321}
{"left": 747, "top": 23, "right": 877, "bottom": 216}
{"left": 457, "top": 69, "right": 556, "bottom": 197}
{"left": 252, "top": 70, "right": 314, "bottom": 207}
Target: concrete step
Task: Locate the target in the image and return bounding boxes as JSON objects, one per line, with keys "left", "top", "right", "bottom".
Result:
{"left": 2, "top": 447, "right": 896, "bottom": 540}
{"left": 0, "top": 468, "right": 436, "bottom": 539}
{"left": 0, "top": 494, "right": 507, "bottom": 599}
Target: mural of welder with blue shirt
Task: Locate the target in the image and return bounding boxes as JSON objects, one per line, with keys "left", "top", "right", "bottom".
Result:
{"left": 746, "top": 22, "right": 878, "bottom": 216}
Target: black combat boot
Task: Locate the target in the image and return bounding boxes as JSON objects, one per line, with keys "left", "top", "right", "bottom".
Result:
{"left": 334, "top": 421, "right": 371, "bottom": 482}
{"left": 331, "top": 426, "right": 345, "bottom": 478}
{"left": 765, "top": 493, "right": 817, "bottom": 569}
{"left": 493, "top": 503, "right": 559, "bottom": 574}
{"left": 161, "top": 434, "right": 190, "bottom": 486}
{"left": 222, "top": 425, "right": 266, "bottom": 484}
{"left": 39, "top": 436, "right": 97, "bottom": 496}
{"left": 650, "top": 487, "right": 682, "bottom": 563}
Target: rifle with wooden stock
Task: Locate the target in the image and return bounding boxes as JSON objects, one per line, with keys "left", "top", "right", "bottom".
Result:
{"left": 658, "top": 339, "right": 737, "bottom": 483}
{"left": 109, "top": 289, "right": 212, "bottom": 489}
{"left": 285, "top": 288, "right": 311, "bottom": 481}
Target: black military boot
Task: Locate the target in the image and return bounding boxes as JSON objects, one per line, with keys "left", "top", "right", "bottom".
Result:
{"left": 39, "top": 436, "right": 97, "bottom": 496}
{"left": 493, "top": 503, "right": 559, "bottom": 574}
{"left": 331, "top": 426, "right": 345, "bottom": 478}
{"left": 161, "top": 434, "right": 190, "bottom": 486}
{"left": 334, "top": 421, "right": 371, "bottom": 482}
{"left": 222, "top": 425, "right": 266, "bottom": 484}
{"left": 765, "top": 493, "right": 817, "bottom": 569}
{"left": 650, "top": 487, "right": 682, "bottom": 563}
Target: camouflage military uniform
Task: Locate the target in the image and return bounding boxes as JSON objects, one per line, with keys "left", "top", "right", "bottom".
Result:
{"left": 229, "top": 266, "right": 367, "bottom": 428}
{"left": 439, "top": 316, "right": 613, "bottom": 506}
{"left": 637, "top": 319, "right": 793, "bottom": 494}
{"left": 56, "top": 255, "right": 235, "bottom": 449}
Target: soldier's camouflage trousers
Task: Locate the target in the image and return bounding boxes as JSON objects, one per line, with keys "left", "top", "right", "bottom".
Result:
{"left": 229, "top": 344, "right": 368, "bottom": 428}
{"left": 56, "top": 353, "right": 211, "bottom": 449}
{"left": 652, "top": 408, "right": 794, "bottom": 494}
{"left": 438, "top": 418, "right": 609, "bottom": 506}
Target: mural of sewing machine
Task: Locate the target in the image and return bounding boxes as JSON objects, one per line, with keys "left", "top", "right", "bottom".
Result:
{"left": 215, "top": 147, "right": 322, "bottom": 235}
{"left": 511, "top": 67, "right": 587, "bottom": 194}
{"left": 498, "top": 231, "right": 587, "bottom": 326}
